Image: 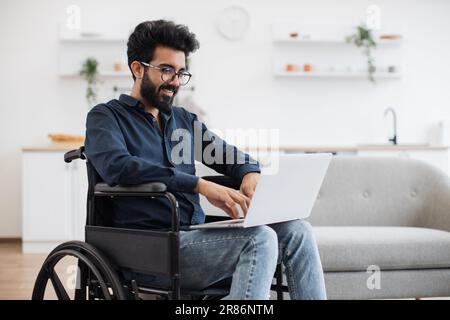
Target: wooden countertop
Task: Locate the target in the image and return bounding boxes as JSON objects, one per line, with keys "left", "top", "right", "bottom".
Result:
{"left": 22, "top": 143, "right": 83, "bottom": 152}
{"left": 22, "top": 144, "right": 450, "bottom": 152}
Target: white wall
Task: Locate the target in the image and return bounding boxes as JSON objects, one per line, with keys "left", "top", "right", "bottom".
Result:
{"left": 1, "top": 0, "right": 450, "bottom": 237}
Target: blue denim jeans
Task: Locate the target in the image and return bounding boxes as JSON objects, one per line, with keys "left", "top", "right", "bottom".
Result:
{"left": 178, "top": 219, "right": 326, "bottom": 300}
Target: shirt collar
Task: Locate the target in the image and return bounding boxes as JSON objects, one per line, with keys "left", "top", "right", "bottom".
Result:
{"left": 119, "top": 94, "right": 173, "bottom": 120}
{"left": 119, "top": 94, "right": 141, "bottom": 108}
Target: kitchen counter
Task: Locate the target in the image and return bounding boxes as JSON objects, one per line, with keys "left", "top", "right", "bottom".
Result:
{"left": 22, "top": 143, "right": 83, "bottom": 152}
{"left": 274, "top": 144, "right": 449, "bottom": 153}
{"left": 23, "top": 144, "right": 449, "bottom": 152}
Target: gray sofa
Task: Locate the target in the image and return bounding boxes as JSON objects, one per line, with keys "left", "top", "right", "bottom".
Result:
{"left": 308, "top": 157, "right": 450, "bottom": 299}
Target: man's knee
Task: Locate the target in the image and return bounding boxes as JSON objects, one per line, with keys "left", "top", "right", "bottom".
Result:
{"left": 296, "top": 219, "right": 314, "bottom": 236}
{"left": 247, "top": 226, "right": 278, "bottom": 260}
{"left": 277, "top": 219, "right": 316, "bottom": 243}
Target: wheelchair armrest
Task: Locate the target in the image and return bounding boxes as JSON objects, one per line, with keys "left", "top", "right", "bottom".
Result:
{"left": 94, "top": 182, "right": 167, "bottom": 194}
{"left": 93, "top": 182, "right": 179, "bottom": 231}
{"left": 201, "top": 175, "right": 240, "bottom": 190}
{"left": 64, "top": 146, "right": 86, "bottom": 163}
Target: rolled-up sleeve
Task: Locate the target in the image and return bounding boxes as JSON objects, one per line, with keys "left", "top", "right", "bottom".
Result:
{"left": 85, "top": 105, "right": 199, "bottom": 193}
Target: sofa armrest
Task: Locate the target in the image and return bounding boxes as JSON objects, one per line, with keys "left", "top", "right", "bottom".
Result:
{"left": 423, "top": 183, "right": 450, "bottom": 233}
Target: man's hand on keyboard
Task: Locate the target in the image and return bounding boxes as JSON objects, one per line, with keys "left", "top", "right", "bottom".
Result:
{"left": 195, "top": 178, "right": 250, "bottom": 219}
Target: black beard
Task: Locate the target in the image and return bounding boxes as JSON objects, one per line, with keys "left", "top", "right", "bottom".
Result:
{"left": 140, "top": 73, "right": 178, "bottom": 113}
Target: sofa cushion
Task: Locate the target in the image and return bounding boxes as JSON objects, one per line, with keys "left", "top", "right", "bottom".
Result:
{"left": 314, "top": 226, "right": 450, "bottom": 272}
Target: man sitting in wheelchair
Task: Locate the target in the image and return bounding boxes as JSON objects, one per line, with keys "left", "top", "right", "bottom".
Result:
{"left": 84, "top": 20, "right": 326, "bottom": 300}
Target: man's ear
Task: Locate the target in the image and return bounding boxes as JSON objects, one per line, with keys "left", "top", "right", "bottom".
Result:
{"left": 130, "top": 61, "right": 144, "bottom": 80}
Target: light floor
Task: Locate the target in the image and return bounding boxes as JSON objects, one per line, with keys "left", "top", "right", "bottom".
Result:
{"left": 0, "top": 240, "right": 76, "bottom": 300}
{"left": 0, "top": 240, "right": 44, "bottom": 299}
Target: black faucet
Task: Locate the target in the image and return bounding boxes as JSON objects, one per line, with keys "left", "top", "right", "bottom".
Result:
{"left": 384, "top": 107, "right": 397, "bottom": 145}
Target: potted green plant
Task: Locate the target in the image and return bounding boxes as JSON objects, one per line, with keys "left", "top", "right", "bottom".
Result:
{"left": 79, "top": 57, "right": 99, "bottom": 105}
{"left": 346, "top": 24, "right": 377, "bottom": 83}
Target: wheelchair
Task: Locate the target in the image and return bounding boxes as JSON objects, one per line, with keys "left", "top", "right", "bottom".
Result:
{"left": 31, "top": 146, "right": 288, "bottom": 300}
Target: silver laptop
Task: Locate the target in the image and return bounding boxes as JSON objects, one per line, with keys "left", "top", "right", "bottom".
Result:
{"left": 189, "top": 153, "right": 332, "bottom": 229}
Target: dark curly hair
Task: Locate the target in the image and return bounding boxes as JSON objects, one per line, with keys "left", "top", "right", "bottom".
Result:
{"left": 127, "top": 20, "right": 200, "bottom": 80}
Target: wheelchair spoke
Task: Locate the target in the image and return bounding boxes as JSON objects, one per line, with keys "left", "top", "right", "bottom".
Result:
{"left": 50, "top": 271, "right": 70, "bottom": 300}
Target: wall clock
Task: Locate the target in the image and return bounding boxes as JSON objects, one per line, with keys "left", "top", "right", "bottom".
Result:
{"left": 216, "top": 5, "right": 251, "bottom": 40}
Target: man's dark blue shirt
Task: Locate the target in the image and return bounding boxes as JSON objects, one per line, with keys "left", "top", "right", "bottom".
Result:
{"left": 85, "top": 94, "right": 260, "bottom": 229}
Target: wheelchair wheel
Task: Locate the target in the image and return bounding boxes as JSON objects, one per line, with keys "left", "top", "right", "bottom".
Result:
{"left": 32, "top": 241, "right": 126, "bottom": 300}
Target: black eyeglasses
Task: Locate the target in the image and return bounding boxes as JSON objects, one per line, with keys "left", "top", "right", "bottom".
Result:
{"left": 140, "top": 62, "right": 192, "bottom": 86}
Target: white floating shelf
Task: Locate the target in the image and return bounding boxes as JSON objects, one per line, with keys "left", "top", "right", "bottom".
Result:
{"left": 60, "top": 71, "right": 130, "bottom": 77}
{"left": 60, "top": 36, "right": 127, "bottom": 43}
{"left": 273, "top": 37, "right": 402, "bottom": 46}
{"left": 274, "top": 71, "right": 402, "bottom": 79}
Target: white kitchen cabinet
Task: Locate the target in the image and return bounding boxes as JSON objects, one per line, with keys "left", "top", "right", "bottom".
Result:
{"left": 22, "top": 150, "right": 87, "bottom": 253}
